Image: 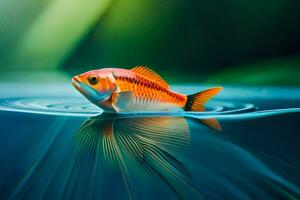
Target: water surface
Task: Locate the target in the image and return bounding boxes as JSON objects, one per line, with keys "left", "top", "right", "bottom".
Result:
{"left": 0, "top": 84, "right": 299, "bottom": 199}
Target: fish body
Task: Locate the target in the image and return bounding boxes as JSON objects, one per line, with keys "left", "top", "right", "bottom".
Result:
{"left": 106, "top": 68, "right": 187, "bottom": 112}
{"left": 72, "top": 66, "right": 222, "bottom": 113}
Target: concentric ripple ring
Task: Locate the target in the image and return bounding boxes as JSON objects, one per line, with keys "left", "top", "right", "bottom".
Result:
{"left": 0, "top": 96, "right": 257, "bottom": 117}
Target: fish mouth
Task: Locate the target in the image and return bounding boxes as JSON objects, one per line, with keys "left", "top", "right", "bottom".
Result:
{"left": 72, "top": 75, "right": 110, "bottom": 103}
{"left": 72, "top": 76, "right": 98, "bottom": 100}
{"left": 72, "top": 76, "right": 82, "bottom": 92}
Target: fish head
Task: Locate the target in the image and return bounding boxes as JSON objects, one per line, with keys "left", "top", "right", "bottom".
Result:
{"left": 72, "top": 69, "right": 116, "bottom": 104}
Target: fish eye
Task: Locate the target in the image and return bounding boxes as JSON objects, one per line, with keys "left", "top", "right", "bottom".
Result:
{"left": 88, "top": 75, "right": 99, "bottom": 85}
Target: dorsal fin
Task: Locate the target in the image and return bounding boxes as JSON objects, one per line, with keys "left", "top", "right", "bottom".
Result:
{"left": 131, "top": 66, "right": 169, "bottom": 88}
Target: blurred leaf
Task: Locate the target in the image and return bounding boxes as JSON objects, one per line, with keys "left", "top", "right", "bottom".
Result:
{"left": 207, "top": 57, "right": 300, "bottom": 86}
{"left": 10, "top": 0, "right": 113, "bottom": 69}
{"left": 0, "top": 70, "right": 70, "bottom": 82}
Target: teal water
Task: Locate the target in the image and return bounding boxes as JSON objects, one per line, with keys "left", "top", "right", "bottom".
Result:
{"left": 0, "top": 84, "right": 299, "bottom": 199}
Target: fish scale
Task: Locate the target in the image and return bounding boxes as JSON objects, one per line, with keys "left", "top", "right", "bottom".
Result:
{"left": 114, "top": 73, "right": 184, "bottom": 110}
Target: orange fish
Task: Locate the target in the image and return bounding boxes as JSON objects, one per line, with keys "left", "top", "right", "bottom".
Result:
{"left": 72, "top": 66, "right": 222, "bottom": 115}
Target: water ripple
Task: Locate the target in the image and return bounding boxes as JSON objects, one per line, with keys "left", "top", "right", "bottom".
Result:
{"left": 0, "top": 97, "right": 257, "bottom": 116}
{"left": 0, "top": 97, "right": 101, "bottom": 116}
{"left": 0, "top": 96, "right": 299, "bottom": 119}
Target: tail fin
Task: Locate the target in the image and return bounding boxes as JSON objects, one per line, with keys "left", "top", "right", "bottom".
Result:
{"left": 184, "top": 87, "right": 223, "bottom": 131}
{"left": 184, "top": 87, "right": 222, "bottom": 112}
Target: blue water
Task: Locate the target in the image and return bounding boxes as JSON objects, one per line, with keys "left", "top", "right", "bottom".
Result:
{"left": 0, "top": 84, "right": 299, "bottom": 200}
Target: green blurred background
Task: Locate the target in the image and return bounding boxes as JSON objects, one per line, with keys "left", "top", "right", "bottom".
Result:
{"left": 0, "top": 0, "right": 300, "bottom": 85}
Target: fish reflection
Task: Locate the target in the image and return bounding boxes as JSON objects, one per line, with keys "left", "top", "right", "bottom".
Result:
{"left": 73, "top": 114, "right": 204, "bottom": 200}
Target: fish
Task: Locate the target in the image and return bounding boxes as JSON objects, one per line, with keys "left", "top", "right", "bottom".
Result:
{"left": 72, "top": 66, "right": 222, "bottom": 130}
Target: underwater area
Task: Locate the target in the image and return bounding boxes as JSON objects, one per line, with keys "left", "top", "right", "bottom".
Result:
{"left": 0, "top": 84, "right": 299, "bottom": 199}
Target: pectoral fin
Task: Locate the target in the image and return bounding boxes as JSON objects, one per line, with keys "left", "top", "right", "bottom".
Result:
{"left": 111, "top": 91, "right": 134, "bottom": 112}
